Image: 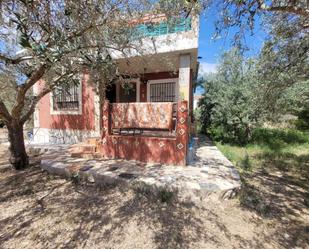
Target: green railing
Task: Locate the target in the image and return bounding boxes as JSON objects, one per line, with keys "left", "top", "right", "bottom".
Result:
{"left": 132, "top": 18, "right": 192, "bottom": 38}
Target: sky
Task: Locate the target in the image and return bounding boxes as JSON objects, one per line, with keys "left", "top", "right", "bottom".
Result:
{"left": 197, "top": 8, "right": 268, "bottom": 76}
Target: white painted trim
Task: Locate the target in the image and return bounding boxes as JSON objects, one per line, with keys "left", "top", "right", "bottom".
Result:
{"left": 50, "top": 76, "right": 83, "bottom": 115}
{"left": 94, "top": 91, "right": 101, "bottom": 133}
{"left": 33, "top": 83, "right": 40, "bottom": 128}
{"left": 147, "top": 78, "right": 179, "bottom": 102}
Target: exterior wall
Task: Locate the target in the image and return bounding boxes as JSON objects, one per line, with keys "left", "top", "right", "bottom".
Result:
{"left": 33, "top": 73, "right": 99, "bottom": 144}
{"left": 99, "top": 100, "right": 189, "bottom": 165}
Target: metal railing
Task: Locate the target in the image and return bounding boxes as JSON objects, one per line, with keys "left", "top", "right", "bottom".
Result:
{"left": 131, "top": 17, "right": 192, "bottom": 38}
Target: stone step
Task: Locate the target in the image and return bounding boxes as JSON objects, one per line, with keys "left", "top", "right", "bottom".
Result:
{"left": 69, "top": 143, "right": 97, "bottom": 154}
{"left": 71, "top": 152, "right": 103, "bottom": 159}
{"left": 86, "top": 137, "right": 101, "bottom": 146}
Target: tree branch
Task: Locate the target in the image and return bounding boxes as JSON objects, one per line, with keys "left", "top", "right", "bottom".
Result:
{"left": 11, "top": 64, "right": 49, "bottom": 119}
{"left": 0, "top": 53, "right": 33, "bottom": 65}
{"left": 20, "top": 87, "right": 51, "bottom": 124}
{"left": 259, "top": 2, "right": 309, "bottom": 17}
{"left": 0, "top": 98, "right": 12, "bottom": 124}
{"left": 20, "top": 72, "right": 72, "bottom": 124}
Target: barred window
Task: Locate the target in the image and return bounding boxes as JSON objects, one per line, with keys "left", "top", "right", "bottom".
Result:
{"left": 52, "top": 84, "right": 80, "bottom": 111}
{"left": 149, "top": 82, "right": 177, "bottom": 102}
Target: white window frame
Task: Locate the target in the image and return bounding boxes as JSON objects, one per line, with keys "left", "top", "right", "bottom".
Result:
{"left": 50, "top": 75, "right": 83, "bottom": 115}
{"left": 147, "top": 78, "right": 179, "bottom": 102}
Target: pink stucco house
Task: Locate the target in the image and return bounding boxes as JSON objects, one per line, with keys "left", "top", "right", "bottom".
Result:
{"left": 33, "top": 15, "right": 199, "bottom": 165}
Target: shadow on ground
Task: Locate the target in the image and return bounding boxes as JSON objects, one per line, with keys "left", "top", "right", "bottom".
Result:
{"left": 0, "top": 146, "right": 308, "bottom": 249}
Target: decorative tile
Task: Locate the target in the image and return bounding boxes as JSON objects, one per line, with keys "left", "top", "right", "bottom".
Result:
{"left": 159, "top": 141, "right": 165, "bottom": 148}
{"left": 179, "top": 105, "right": 186, "bottom": 113}
{"left": 178, "top": 129, "right": 185, "bottom": 136}
{"left": 177, "top": 143, "right": 184, "bottom": 150}
{"left": 179, "top": 117, "right": 186, "bottom": 124}
{"left": 102, "top": 115, "right": 107, "bottom": 121}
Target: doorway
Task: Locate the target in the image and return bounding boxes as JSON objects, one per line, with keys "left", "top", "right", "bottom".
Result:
{"left": 119, "top": 82, "right": 137, "bottom": 103}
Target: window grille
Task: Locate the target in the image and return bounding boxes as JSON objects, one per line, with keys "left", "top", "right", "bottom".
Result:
{"left": 149, "top": 82, "right": 176, "bottom": 102}
{"left": 132, "top": 18, "right": 191, "bottom": 38}
{"left": 52, "top": 84, "right": 80, "bottom": 111}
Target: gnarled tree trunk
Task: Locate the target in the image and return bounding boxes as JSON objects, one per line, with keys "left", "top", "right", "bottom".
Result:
{"left": 7, "top": 121, "right": 29, "bottom": 170}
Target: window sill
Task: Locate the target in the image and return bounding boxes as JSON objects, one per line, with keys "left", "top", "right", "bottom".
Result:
{"left": 50, "top": 110, "right": 82, "bottom": 115}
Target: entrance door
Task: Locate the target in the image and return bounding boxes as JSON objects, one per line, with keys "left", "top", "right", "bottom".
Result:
{"left": 106, "top": 84, "right": 117, "bottom": 103}
{"left": 119, "top": 82, "right": 137, "bottom": 103}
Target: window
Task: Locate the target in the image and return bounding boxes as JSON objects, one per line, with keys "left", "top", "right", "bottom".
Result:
{"left": 51, "top": 82, "right": 82, "bottom": 115}
{"left": 148, "top": 80, "right": 178, "bottom": 102}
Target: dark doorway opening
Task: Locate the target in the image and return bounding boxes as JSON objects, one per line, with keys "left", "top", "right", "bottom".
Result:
{"left": 106, "top": 84, "right": 116, "bottom": 103}
{"left": 119, "top": 82, "right": 136, "bottom": 103}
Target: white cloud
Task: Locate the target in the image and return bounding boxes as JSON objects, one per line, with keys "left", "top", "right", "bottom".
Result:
{"left": 198, "top": 62, "right": 217, "bottom": 76}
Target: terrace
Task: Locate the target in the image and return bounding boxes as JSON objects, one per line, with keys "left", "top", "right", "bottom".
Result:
{"left": 98, "top": 100, "right": 189, "bottom": 165}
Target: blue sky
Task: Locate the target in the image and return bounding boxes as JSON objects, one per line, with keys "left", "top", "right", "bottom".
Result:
{"left": 198, "top": 8, "right": 268, "bottom": 75}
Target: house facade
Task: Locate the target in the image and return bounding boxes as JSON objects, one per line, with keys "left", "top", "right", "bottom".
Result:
{"left": 33, "top": 15, "right": 199, "bottom": 165}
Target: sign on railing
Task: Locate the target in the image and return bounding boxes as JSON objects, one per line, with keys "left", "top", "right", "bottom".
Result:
{"left": 111, "top": 102, "right": 174, "bottom": 130}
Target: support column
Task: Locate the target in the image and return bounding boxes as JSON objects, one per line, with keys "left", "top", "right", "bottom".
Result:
{"left": 102, "top": 100, "right": 111, "bottom": 137}
{"left": 94, "top": 91, "right": 101, "bottom": 137}
{"left": 136, "top": 79, "right": 141, "bottom": 102}
{"left": 178, "top": 54, "right": 191, "bottom": 102}
{"left": 178, "top": 54, "right": 192, "bottom": 124}
{"left": 175, "top": 100, "right": 189, "bottom": 165}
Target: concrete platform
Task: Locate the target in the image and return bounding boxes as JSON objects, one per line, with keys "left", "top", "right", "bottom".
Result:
{"left": 38, "top": 137, "right": 241, "bottom": 201}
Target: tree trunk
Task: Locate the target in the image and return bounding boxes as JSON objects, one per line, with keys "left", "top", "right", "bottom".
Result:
{"left": 7, "top": 122, "right": 29, "bottom": 170}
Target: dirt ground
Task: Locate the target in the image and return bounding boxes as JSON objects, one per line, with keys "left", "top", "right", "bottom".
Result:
{"left": 0, "top": 145, "right": 308, "bottom": 249}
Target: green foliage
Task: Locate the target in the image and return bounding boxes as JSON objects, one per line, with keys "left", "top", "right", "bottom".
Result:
{"left": 199, "top": 49, "right": 260, "bottom": 144}
{"left": 216, "top": 128, "right": 309, "bottom": 180}
{"left": 294, "top": 102, "right": 309, "bottom": 130}
{"left": 158, "top": 189, "right": 175, "bottom": 203}
{"left": 251, "top": 128, "right": 309, "bottom": 147}
{"left": 198, "top": 37, "right": 308, "bottom": 144}
{"left": 198, "top": 1, "right": 309, "bottom": 146}
{"left": 240, "top": 151, "right": 251, "bottom": 171}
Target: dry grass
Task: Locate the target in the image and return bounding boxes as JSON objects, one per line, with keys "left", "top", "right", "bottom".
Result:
{"left": 0, "top": 145, "right": 308, "bottom": 249}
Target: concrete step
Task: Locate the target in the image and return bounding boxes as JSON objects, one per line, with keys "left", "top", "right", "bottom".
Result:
{"left": 71, "top": 152, "right": 103, "bottom": 159}
{"left": 86, "top": 137, "right": 101, "bottom": 146}
{"left": 69, "top": 143, "right": 97, "bottom": 154}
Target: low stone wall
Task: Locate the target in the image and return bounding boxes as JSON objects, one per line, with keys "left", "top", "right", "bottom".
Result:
{"left": 0, "top": 129, "right": 8, "bottom": 144}
{"left": 33, "top": 128, "right": 100, "bottom": 144}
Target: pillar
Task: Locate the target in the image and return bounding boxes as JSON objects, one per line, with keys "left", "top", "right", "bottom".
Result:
{"left": 178, "top": 54, "right": 192, "bottom": 124}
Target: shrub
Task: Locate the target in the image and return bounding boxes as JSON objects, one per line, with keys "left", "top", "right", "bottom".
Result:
{"left": 295, "top": 107, "right": 309, "bottom": 130}
{"left": 251, "top": 128, "right": 309, "bottom": 145}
